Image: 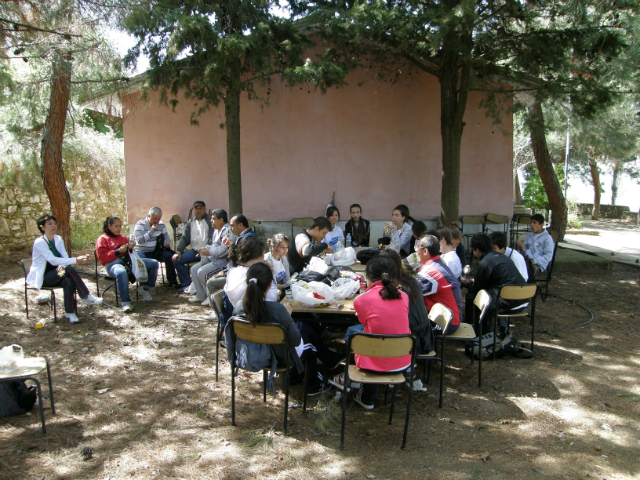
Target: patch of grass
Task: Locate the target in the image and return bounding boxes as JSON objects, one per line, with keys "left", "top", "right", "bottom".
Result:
{"left": 617, "top": 393, "right": 640, "bottom": 402}
{"left": 548, "top": 331, "right": 568, "bottom": 338}
{"left": 315, "top": 396, "right": 341, "bottom": 434}
{"left": 243, "top": 426, "right": 277, "bottom": 447}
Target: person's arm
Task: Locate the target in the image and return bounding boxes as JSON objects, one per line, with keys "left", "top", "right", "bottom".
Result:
{"left": 469, "top": 261, "right": 489, "bottom": 295}
{"left": 208, "top": 226, "right": 231, "bottom": 259}
{"left": 531, "top": 234, "right": 555, "bottom": 270}
{"left": 402, "top": 253, "right": 422, "bottom": 274}
{"left": 274, "top": 304, "right": 302, "bottom": 349}
{"left": 96, "top": 235, "right": 120, "bottom": 265}
{"left": 300, "top": 241, "right": 328, "bottom": 258}
{"left": 416, "top": 270, "right": 439, "bottom": 297}
{"left": 281, "top": 257, "right": 291, "bottom": 285}
{"left": 34, "top": 238, "right": 77, "bottom": 267}
{"left": 522, "top": 233, "right": 533, "bottom": 258}
{"left": 133, "top": 221, "right": 149, "bottom": 245}
{"left": 364, "top": 220, "right": 371, "bottom": 247}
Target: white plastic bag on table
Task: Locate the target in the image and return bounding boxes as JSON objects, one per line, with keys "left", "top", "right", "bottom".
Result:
{"left": 0, "top": 345, "right": 24, "bottom": 374}
{"left": 332, "top": 278, "right": 360, "bottom": 299}
{"left": 308, "top": 256, "right": 329, "bottom": 274}
{"left": 291, "top": 281, "right": 335, "bottom": 306}
{"left": 129, "top": 251, "right": 149, "bottom": 283}
{"left": 331, "top": 247, "right": 357, "bottom": 266}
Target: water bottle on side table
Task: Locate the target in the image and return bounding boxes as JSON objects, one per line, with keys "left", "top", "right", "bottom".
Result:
{"left": 346, "top": 233, "right": 352, "bottom": 247}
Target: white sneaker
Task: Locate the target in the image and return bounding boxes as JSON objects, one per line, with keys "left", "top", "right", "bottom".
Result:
{"left": 201, "top": 298, "right": 211, "bottom": 307}
{"left": 204, "top": 312, "right": 218, "bottom": 321}
{"left": 64, "top": 313, "right": 80, "bottom": 324}
{"left": 185, "top": 283, "right": 196, "bottom": 295}
{"left": 137, "top": 287, "right": 153, "bottom": 302}
{"left": 189, "top": 296, "right": 205, "bottom": 303}
{"left": 122, "top": 305, "right": 133, "bottom": 313}
{"left": 82, "top": 294, "right": 104, "bottom": 306}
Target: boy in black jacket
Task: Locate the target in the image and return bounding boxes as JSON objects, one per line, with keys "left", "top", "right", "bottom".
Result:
{"left": 288, "top": 217, "right": 332, "bottom": 274}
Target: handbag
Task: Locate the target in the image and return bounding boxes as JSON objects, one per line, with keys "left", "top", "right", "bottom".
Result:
{"left": 128, "top": 251, "right": 149, "bottom": 283}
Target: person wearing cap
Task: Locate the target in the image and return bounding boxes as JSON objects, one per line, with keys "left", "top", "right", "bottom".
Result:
{"left": 134, "top": 206, "right": 179, "bottom": 290}
{"left": 172, "top": 201, "right": 213, "bottom": 291}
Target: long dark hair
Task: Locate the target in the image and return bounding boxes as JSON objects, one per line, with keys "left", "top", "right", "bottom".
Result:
{"left": 380, "top": 249, "right": 421, "bottom": 303}
{"left": 347, "top": 203, "right": 367, "bottom": 246}
{"left": 393, "top": 204, "right": 416, "bottom": 225}
{"left": 243, "top": 262, "right": 273, "bottom": 325}
{"left": 364, "top": 256, "right": 401, "bottom": 300}
{"left": 228, "top": 237, "right": 265, "bottom": 265}
{"left": 102, "top": 216, "right": 121, "bottom": 236}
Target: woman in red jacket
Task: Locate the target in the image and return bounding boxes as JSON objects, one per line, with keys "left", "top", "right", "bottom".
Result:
{"left": 352, "top": 255, "right": 411, "bottom": 410}
{"left": 96, "top": 216, "right": 158, "bottom": 313}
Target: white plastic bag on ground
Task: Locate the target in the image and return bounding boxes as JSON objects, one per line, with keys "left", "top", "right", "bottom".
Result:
{"left": 332, "top": 278, "right": 360, "bottom": 299}
{"left": 331, "top": 247, "right": 357, "bottom": 266}
{"left": 291, "top": 281, "right": 335, "bottom": 306}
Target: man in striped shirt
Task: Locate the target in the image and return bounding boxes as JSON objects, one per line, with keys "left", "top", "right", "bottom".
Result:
{"left": 134, "top": 207, "right": 178, "bottom": 289}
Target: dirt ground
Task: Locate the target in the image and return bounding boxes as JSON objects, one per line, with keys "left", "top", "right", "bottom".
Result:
{"left": 1, "top": 249, "right": 639, "bottom": 480}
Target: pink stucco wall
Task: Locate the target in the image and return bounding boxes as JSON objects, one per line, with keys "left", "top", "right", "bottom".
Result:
{"left": 122, "top": 70, "right": 512, "bottom": 223}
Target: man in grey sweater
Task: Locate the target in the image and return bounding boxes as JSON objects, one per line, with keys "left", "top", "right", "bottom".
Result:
{"left": 134, "top": 206, "right": 178, "bottom": 289}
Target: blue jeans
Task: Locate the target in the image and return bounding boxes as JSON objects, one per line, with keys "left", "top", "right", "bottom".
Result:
{"left": 173, "top": 249, "right": 199, "bottom": 286}
{"left": 344, "top": 324, "right": 365, "bottom": 343}
{"left": 106, "top": 258, "right": 158, "bottom": 305}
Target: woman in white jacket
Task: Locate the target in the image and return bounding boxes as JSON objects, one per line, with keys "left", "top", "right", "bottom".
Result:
{"left": 265, "top": 233, "right": 291, "bottom": 300}
{"left": 27, "top": 214, "right": 102, "bottom": 323}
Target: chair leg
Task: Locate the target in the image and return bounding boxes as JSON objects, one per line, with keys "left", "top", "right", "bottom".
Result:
{"left": 340, "top": 373, "right": 348, "bottom": 450}
{"left": 283, "top": 368, "right": 289, "bottom": 436}
{"left": 388, "top": 384, "right": 397, "bottom": 425}
{"left": 52, "top": 290, "right": 57, "bottom": 323}
{"left": 402, "top": 372, "right": 415, "bottom": 449}
{"left": 302, "top": 358, "right": 309, "bottom": 413}
{"left": 46, "top": 359, "right": 55, "bottom": 415}
{"left": 231, "top": 364, "right": 236, "bottom": 427}
{"left": 263, "top": 370, "right": 268, "bottom": 403}
{"left": 25, "top": 286, "right": 29, "bottom": 319}
{"left": 479, "top": 334, "right": 483, "bottom": 388}
{"left": 28, "top": 377, "right": 46, "bottom": 434}
{"left": 439, "top": 338, "right": 445, "bottom": 408}
{"left": 215, "top": 320, "right": 221, "bottom": 382}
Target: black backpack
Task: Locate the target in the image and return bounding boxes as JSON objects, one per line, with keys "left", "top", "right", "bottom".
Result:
{"left": 465, "top": 332, "right": 533, "bottom": 360}
{"left": 0, "top": 380, "right": 37, "bottom": 418}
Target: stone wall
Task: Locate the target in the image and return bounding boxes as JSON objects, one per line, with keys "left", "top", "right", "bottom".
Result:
{"left": 0, "top": 165, "right": 126, "bottom": 254}
{"left": 575, "top": 203, "right": 631, "bottom": 219}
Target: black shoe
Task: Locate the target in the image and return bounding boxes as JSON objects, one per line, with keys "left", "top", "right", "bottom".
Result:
{"left": 307, "top": 383, "right": 331, "bottom": 397}
{"left": 328, "top": 357, "right": 346, "bottom": 370}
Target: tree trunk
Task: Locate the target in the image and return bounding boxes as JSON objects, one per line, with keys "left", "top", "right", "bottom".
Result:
{"left": 588, "top": 154, "right": 601, "bottom": 220}
{"left": 611, "top": 162, "right": 619, "bottom": 206}
{"left": 529, "top": 99, "right": 567, "bottom": 240}
{"left": 438, "top": 19, "right": 471, "bottom": 226}
{"left": 225, "top": 70, "right": 243, "bottom": 216}
{"left": 41, "top": 52, "right": 73, "bottom": 252}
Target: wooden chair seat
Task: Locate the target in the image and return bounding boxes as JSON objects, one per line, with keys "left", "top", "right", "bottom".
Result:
{"left": 416, "top": 350, "right": 436, "bottom": 359}
{"left": 446, "top": 322, "right": 477, "bottom": 340}
{"left": 348, "top": 365, "right": 405, "bottom": 385}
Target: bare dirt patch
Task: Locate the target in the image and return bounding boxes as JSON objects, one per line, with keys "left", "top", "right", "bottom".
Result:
{"left": 1, "top": 251, "right": 639, "bottom": 480}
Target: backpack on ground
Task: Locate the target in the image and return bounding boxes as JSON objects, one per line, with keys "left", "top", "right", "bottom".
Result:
{"left": 0, "top": 380, "right": 37, "bottom": 418}
{"left": 465, "top": 332, "right": 533, "bottom": 360}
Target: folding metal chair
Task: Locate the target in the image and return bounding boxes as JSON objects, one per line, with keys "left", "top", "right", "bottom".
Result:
{"left": 534, "top": 228, "right": 558, "bottom": 301}
{"left": 492, "top": 284, "right": 538, "bottom": 359}
{"left": 229, "top": 318, "right": 308, "bottom": 435}
{"left": 206, "top": 287, "right": 225, "bottom": 382}
{"left": 340, "top": 333, "right": 417, "bottom": 450}
{"left": 21, "top": 259, "right": 75, "bottom": 323}
{"left": 0, "top": 357, "right": 55, "bottom": 434}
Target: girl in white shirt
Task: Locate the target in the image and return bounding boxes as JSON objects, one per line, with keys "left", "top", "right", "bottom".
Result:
{"left": 224, "top": 237, "right": 278, "bottom": 306}
{"left": 265, "top": 233, "right": 291, "bottom": 299}
{"left": 322, "top": 206, "right": 344, "bottom": 251}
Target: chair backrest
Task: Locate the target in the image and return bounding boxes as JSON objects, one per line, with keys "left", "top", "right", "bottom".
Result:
{"left": 349, "top": 333, "right": 415, "bottom": 359}
{"left": 460, "top": 215, "right": 485, "bottom": 225}
{"left": 21, "top": 259, "right": 31, "bottom": 278}
{"left": 512, "top": 214, "right": 532, "bottom": 225}
{"left": 547, "top": 228, "right": 558, "bottom": 244}
{"left": 210, "top": 289, "right": 224, "bottom": 316}
{"left": 427, "top": 303, "right": 453, "bottom": 333}
{"left": 473, "top": 290, "right": 492, "bottom": 325}
{"left": 499, "top": 284, "right": 538, "bottom": 301}
{"left": 292, "top": 217, "right": 313, "bottom": 228}
{"left": 485, "top": 213, "right": 509, "bottom": 224}
{"left": 247, "top": 219, "right": 254, "bottom": 228}
{"left": 231, "top": 319, "right": 287, "bottom": 345}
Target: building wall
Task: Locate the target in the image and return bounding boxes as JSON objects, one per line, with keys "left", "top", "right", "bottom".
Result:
{"left": 122, "top": 69, "right": 513, "bottom": 224}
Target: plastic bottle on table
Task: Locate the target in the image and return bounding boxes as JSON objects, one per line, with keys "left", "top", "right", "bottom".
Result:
{"left": 346, "top": 233, "right": 352, "bottom": 247}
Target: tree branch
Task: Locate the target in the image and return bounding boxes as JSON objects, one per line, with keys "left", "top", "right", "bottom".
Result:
{"left": 0, "top": 18, "right": 82, "bottom": 38}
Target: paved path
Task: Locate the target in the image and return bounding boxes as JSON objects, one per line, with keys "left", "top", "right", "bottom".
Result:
{"left": 563, "top": 220, "right": 640, "bottom": 267}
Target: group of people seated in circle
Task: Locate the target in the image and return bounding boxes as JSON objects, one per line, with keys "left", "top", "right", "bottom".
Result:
{"left": 27, "top": 204, "right": 552, "bottom": 407}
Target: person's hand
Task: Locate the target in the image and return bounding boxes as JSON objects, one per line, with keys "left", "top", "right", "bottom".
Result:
{"left": 222, "top": 237, "right": 232, "bottom": 247}
{"left": 379, "top": 244, "right": 386, "bottom": 250}
{"left": 172, "top": 252, "right": 181, "bottom": 263}
{"left": 213, "top": 271, "right": 224, "bottom": 278}
{"left": 195, "top": 253, "right": 200, "bottom": 259}
{"left": 518, "top": 240, "right": 524, "bottom": 251}
{"left": 163, "top": 242, "right": 170, "bottom": 249}
{"left": 284, "top": 302, "right": 293, "bottom": 315}
{"left": 76, "top": 255, "right": 88, "bottom": 265}
{"left": 151, "top": 224, "right": 158, "bottom": 232}
{"left": 324, "top": 245, "right": 333, "bottom": 254}
{"left": 530, "top": 259, "right": 536, "bottom": 265}
{"left": 460, "top": 278, "right": 473, "bottom": 287}
{"left": 198, "top": 247, "right": 210, "bottom": 256}
{"left": 118, "top": 244, "right": 128, "bottom": 254}
{"left": 278, "top": 284, "right": 286, "bottom": 290}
